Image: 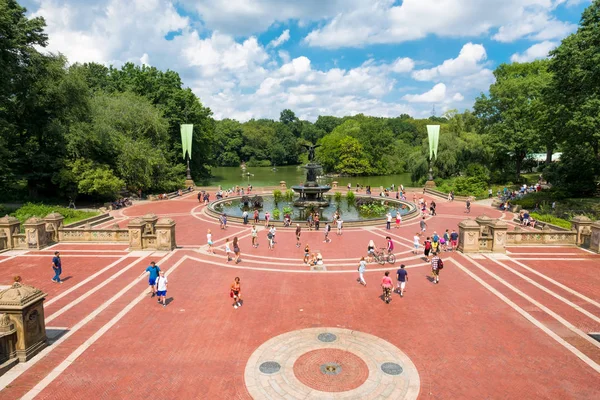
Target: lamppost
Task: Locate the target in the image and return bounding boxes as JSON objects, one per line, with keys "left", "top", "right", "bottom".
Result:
{"left": 180, "top": 124, "right": 195, "bottom": 187}
{"left": 426, "top": 125, "right": 440, "bottom": 188}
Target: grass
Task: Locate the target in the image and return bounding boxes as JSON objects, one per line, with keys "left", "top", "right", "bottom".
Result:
{"left": 8, "top": 203, "right": 99, "bottom": 226}
{"left": 530, "top": 212, "right": 572, "bottom": 229}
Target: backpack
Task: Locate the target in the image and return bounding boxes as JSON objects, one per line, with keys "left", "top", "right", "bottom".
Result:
{"left": 438, "top": 259, "right": 444, "bottom": 269}
{"left": 425, "top": 241, "right": 431, "bottom": 250}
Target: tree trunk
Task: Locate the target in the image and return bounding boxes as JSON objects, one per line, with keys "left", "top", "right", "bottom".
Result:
{"left": 545, "top": 143, "right": 553, "bottom": 165}
{"left": 516, "top": 155, "right": 523, "bottom": 182}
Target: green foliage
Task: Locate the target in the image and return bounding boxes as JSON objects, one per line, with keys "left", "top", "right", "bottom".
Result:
{"left": 358, "top": 203, "right": 387, "bottom": 217}
{"left": 11, "top": 203, "right": 99, "bottom": 225}
{"left": 273, "top": 190, "right": 283, "bottom": 203}
{"left": 247, "top": 158, "right": 271, "bottom": 167}
{"left": 530, "top": 213, "right": 572, "bottom": 229}
{"left": 346, "top": 191, "right": 355, "bottom": 203}
{"left": 334, "top": 192, "right": 343, "bottom": 202}
{"left": 284, "top": 189, "right": 295, "bottom": 202}
{"left": 272, "top": 208, "right": 281, "bottom": 219}
{"left": 282, "top": 206, "right": 293, "bottom": 214}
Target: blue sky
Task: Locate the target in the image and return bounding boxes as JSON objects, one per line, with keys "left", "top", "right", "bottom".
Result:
{"left": 22, "top": 0, "right": 591, "bottom": 121}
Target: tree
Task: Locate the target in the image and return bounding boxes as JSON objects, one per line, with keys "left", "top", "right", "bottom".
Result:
{"left": 473, "top": 60, "right": 551, "bottom": 181}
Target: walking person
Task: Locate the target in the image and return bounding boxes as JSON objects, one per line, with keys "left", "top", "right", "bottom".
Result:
{"left": 233, "top": 236, "right": 241, "bottom": 264}
{"left": 420, "top": 217, "right": 427, "bottom": 232}
{"left": 253, "top": 209, "right": 259, "bottom": 224}
{"left": 336, "top": 218, "right": 343, "bottom": 235}
{"left": 267, "top": 228, "right": 275, "bottom": 250}
{"left": 423, "top": 237, "right": 432, "bottom": 262}
{"left": 51, "top": 251, "right": 63, "bottom": 284}
{"left": 314, "top": 214, "right": 320, "bottom": 230}
{"left": 251, "top": 224, "right": 258, "bottom": 248}
{"left": 304, "top": 244, "right": 310, "bottom": 264}
{"left": 386, "top": 236, "right": 394, "bottom": 255}
{"left": 430, "top": 200, "right": 437, "bottom": 216}
{"left": 386, "top": 212, "right": 392, "bottom": 230}
{"left": 206, "top": 229, "right": 214, "bottom": 254}
{"left": 269, "top": 225, "right": 277, "bottom": 244}
{"left": 413, "top": 233, "right": 421, "bottom": 255}
{"left": 156, "top": 270, "right": 168, "bottom": 307}
{"left": 395, "top": 211, "right": 402, "bottom": 229}
{"left": 230, "top": 277, "right": 242, "bottom": 309}
{"left": 431, "top": 252, "right": 443, "bottom": 284}
{"left": 381, "top": 271, "right": 393, "bottom": 304}
{"left": 324, "top": 222, "right": 331, "bottom": 243}
{"left": 242, "top": 210, "right": 249, "bottom": 225}
{"left": 307, "top": 213, "right": 313, "bottom": 230}
{"left": 396, "top": 264, "right": 408, "bottom": 297}
{"left": 443, "top": 229, "right": 450, "bottom": 252}
{"left": 264, "top": 211, "right": 270, "bottom": 227}
{"left": 142, "top": 261, "right": 161, "bottom": 296}
{"left": 357, "top": 257, "right": 367, "bottom": 286}
{"left": 465, "top": 198, "right": 471, "bottom": 213}
{"left": 295, "top": 224, "right": 302, "bottom": 247}
{"left": 450, "top": 229, "right": 458, "bottom": 251}
{"left": 225, "top": 238, "right": 233, "bottom": 262}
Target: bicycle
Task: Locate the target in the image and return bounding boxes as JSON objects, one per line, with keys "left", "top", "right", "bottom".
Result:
{"left": 373, "top": 248, "right": 396, "bottom": 265}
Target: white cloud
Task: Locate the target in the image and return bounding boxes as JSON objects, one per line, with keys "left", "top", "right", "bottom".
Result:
{"left": 140, "top": 53, "right": 150, "bottom": 66}
{"left": 510, "top": 41, "right": 558, "bottom": 62}
{"left": 453, "top": 93, "right": 465, "bottom": 101}
{"left": 304, "top": 0, "right": 578, "bottom": 48}
{"left": 403, "top": 83, "right": 447, "bottom": 103}
{"left": 412, "top": 43, "right": 488, "bottom": 81}
{"left": 268, "top": 29, "right": 290, "bottom": 48}
{"left": 391, "top": 58, "right": 415, "bottom": 73}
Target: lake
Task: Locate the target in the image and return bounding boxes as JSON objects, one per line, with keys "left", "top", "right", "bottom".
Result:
{"left": 208, "top": 166, "right": 415, "bottom": 188}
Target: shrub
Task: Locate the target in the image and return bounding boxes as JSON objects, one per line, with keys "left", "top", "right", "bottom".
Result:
{"left": 284, "top": 189, "right": 295, "bottom": 202}
{"left": 358, "top": 203, "right": 387, "bottom": 216}
{"left": 272, "top": 208, "right": 281, "bottom": 219}
{"left": 334, "top": 192, "right": 342, "bottom": 202}
{"left": 282, "top": 206, "right": 293, "bottom": 215}
{"left": 11, "top": 203, "right": 99, "bottom": 225}
{"left": 530, "top": 213, "right": 572, "bottom": 229}
{"left": 273, "top": 190, "right": 283, "bottom": 203}
{"left": 247, "top": 158, "right": 271, "bottom": 167}
{"left": 346, "top": 191, "right": 355, "bottom": 204}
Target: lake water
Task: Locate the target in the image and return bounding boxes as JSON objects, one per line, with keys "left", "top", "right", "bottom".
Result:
{"left": 209, "top": 166, "right": 414, "bottom": 189}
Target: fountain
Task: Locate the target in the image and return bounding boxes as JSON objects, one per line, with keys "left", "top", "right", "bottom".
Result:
{"left": 291, "top": 144, "right": 331, "bottom": 207}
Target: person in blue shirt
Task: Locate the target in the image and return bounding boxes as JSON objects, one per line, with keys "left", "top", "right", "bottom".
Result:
{"left": 51, "top": 251, "right": 62, "bottom": 284}
{"left": 143, "top": 261, "right": 161, "bottom": 297}
{"left": 396, "top": 264, "right": 408, "bottom": 297}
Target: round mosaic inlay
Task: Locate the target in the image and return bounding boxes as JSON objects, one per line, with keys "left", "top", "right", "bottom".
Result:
{"left": 258, "top": 361, "right": 281, "bottom": 374}
{"left": 244, "top": 327, "right": 420, "bottom": 399}
{"left": 317, "top": 332, "right": 337, "bottom": 343}
{"left": 294, "top": 349, "right": 368, "bottom": 392}
{"left": 381, "top": 362, "right": 404, "bottom": 375}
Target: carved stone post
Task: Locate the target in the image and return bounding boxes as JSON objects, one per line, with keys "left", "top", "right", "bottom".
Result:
{"left": 489, "top": 219, "right": 509, "bottom": 253}
{"left": 0, "top": 281, "right": 47, "bottom": 362}
{"left": 43, "top": 212, "right": 65, "bottom": 243}
{"left": 475, "top": 214, "right": 493, "bottom": 237}
{"left": 0, "top": 313, "right": 18, "bottom": 373}
{"left": 589, "top": 221, "right": 600, "bottom": 253}
{"left": 332, "top": 181, "right": 338, "bottom": 188}
{"left": 142, "top": 213, "right": 158, "bottom": 235}
{"left": 155, "top": 218, "right": 177, "bottom": 251}
{"left": 23, "top": 217, "right": 48, "bottom": 250}
{"left": 458, "top": 219, "right": 480, "bottom": 253}
{"left": 570, "top": 215, "right": 592, "bottom": 247}
{"left": 0, "top": 216, "right": 20, "bottom": 250}
{"left": 127, "top": 218, "right": 145, "bottom": 251}
{"left": 280, "top": 181, "right": 286, "bottom": 189}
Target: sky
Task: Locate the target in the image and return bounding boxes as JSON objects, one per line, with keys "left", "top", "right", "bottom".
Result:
{"left": 21, "top": 0, "right": 591, "bottom": 122}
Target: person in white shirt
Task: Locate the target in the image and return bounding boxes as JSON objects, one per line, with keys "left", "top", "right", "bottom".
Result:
{"left": 413, "top": 233, "right": 421, "bottom": 255}
{"left": 156, "top": 271, "right": 168, "bottom": 307}
{"left": 207, "top": 229, "right": 214, "bottom": 254}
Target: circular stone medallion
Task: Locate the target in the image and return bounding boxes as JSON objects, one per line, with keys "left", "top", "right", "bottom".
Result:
{"left": 244, "top": 327, "right": 420, "bottom": 399}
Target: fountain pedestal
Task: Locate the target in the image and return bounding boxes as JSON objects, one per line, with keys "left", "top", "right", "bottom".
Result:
{"left": 292, "top": 163, "right": 331, "bottom": 208}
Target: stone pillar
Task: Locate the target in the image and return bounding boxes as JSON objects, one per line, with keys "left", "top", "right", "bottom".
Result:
{"left": 127, "top": 218, "right": 145, "bottom": 251}
{"left": 589, "top": 221, "right": 600, "bottom": 253}
{"left": 0, "top": 216, "right": 20, "bottom": 250}
{"left": 489, "top": 219, "right": 509, "bottom": 253}
{"left": 155, "top": 218, "right": 177, "bottom": 251}
{"left": 475, "top": 214, "right": 493, "bottom": 237}
{"left": 0, "top": 313, "right": 18, "bottom": 374}
{"left": 332, "top": 181, "right": 338, "bottom": 188}
{"left": 458, "top": 219, "right": 480, "bottom": 253}
{"left": 0, "top": 281, "right": 47, "bottom": 362}
{"left": 571, "top": 215, "right": 592, "bottom": 246}
{"left": 43, "top": 212, "right": 65, "bottom": 243}
{"left": 279, "top": 181, "right": 286, "bottom": 189}
{"left": 0, "top": 231, "right": 7, "bottom": 252}
{"left": 142, "top": 213, "right": 158, "bottom": 235}
{"left": 23, "top": 217, "right": 48, "bottom": 250}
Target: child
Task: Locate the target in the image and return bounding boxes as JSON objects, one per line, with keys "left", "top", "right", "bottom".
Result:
{"left": 155, "top": 271, "right": 168, "bottom": 307}
{"left": 225, "top": 238, "right": 232, "bottom": 262}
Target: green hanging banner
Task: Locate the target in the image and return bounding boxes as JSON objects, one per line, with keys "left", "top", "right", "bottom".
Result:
{"left": 427, "top": 125, "right": 440, "bottom": 160}
{"left": 180, "top": 124, "right": 194, "bottom": 160}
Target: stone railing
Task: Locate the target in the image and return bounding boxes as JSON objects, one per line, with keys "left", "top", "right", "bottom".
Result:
{"left": 458, "top": 214, "right": 599, "bottom": 253}
{"left": 424, "top": 188, "right": 471, "bottom": 202}
{"left": 0, "top": 212, "right": 177, "bottom": 252}
{"left": 58, "top": 228, "right": 129, "bottom": 243}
